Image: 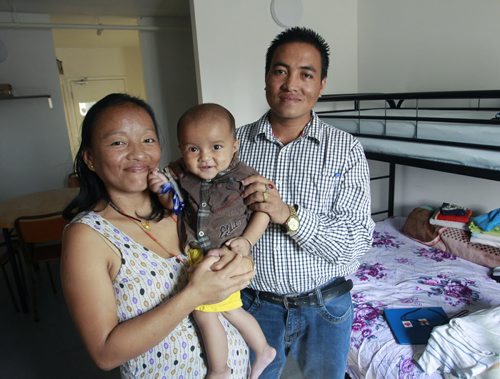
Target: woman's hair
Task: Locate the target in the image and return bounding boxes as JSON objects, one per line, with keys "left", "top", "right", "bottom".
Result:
{"left": 63, "top": 93, "right": 167, "bottom": 222}
{"left": 265, "top": 26, "right": 330, "bottom": 80}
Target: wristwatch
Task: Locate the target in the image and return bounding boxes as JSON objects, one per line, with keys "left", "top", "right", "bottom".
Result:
{"left": 284, "top": 204, "right": 300, "bottom": 234}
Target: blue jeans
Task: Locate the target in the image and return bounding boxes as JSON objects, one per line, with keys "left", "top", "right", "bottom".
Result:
{"left": 242, "top": 287, "right": 353, "bottom": 379}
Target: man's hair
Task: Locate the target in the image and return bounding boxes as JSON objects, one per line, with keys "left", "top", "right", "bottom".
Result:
{"left": 177, "top": 103, "right": 236, "bottom": 142}
{"left": 265, "top": 27, "right": 330, "bottom": 79}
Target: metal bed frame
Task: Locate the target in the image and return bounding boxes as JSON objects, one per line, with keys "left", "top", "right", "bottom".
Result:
{"left": 317, "top": 90, "right": 500, "bottom": 217}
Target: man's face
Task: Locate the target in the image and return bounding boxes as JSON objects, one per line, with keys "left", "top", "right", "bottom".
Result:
{"left": 265, "top": 42, "right": 327, "bottom": 127}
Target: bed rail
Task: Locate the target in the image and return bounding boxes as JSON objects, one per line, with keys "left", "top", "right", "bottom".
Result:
{"left": 317, "top": 90, "right": 500, "bottom": 176}
{"left": 318, "top": 89, "right": 500, "bottom": 110}
{"left": 318, "top": 90, "right": 500, "bottom": 218}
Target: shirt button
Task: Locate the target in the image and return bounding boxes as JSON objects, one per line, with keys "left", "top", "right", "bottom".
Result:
{"left": 201, "top": 202, "right": 207, "bottom": 208}
{"left": 198, "top": 231, "right": 205, "bottom": 237}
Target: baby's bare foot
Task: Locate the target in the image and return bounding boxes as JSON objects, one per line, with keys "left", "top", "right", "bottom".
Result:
{"left": 250, "top": 345, "right": 276, "bottom": 379}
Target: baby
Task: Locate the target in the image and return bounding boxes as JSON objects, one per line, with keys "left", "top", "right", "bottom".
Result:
{"left": 149, "top": 103, "right": 275, "bottom": 379}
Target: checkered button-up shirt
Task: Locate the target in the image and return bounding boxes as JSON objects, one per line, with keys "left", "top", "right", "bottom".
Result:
{"left": 236, "top": 111, "right": 375, "bottom": 295}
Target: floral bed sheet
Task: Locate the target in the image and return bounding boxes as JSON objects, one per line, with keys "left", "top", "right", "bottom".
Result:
{"left": 346, "top": 217, "right": 500, "bottom": 379}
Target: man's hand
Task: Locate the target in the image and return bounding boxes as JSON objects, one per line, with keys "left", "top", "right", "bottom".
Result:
{"left": 241, "top": 174, "right": 290, "bottom": 225}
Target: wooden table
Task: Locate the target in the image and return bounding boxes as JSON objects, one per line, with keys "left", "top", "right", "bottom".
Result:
{"left": 0, "top": 187, "right": 79, "bottom": 312}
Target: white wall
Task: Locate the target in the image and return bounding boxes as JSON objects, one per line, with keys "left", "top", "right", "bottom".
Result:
{"left": 191, "top": 0, "right": 358, "bottom": 127}
{"left": 357, "top": 0, "right": 500, "bottom": 93}
{"left": 0, "top": 13, "right": 73, "bottom": 202}
{"left": 191, "top": 0, "right": 500, "bottom": 217}
{"left": 357, "top": 0, "right": 500, "bottom": 216}
{"left": 139, "top": 16, "right": 198, "bottom": 165}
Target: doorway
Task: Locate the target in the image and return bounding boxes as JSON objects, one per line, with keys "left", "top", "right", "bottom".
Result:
{"left": 52, "top": 16, "right": 146, "bottom": 158}
{"left": 63, "top": 76, "right": 127, "bottom": 156}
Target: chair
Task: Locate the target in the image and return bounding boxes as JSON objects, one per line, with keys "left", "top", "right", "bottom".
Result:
{"left": 14, "top": 212, "right": 68, "bottom": 321}
{"left": 0, "top": 242, "right": 20, "bottom": 312}
{"left": 67, "top": 172, "right": 80, "bottom": 188}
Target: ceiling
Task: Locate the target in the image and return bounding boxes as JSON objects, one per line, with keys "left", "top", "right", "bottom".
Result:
{"left": 0, "top": 0, "right": 190, "bottom": 18}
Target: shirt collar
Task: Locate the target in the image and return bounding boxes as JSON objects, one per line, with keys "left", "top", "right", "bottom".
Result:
{"left": 250, "top": 110, "right": 323, "bottom": 144}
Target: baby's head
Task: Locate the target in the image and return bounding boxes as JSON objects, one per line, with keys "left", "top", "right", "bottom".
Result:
{"left": 177, "top": 103, "right": 239, "bottom": 180}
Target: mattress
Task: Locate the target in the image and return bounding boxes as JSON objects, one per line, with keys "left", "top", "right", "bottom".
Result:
{"left": 346, "top": 217, "right": 500, "bottom": 379}
{"left": 320, "top": 109, "right": 500, "bottom": 170}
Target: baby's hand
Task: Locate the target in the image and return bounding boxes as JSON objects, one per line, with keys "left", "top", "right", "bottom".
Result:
{"left": 225, "top": 236, "right": 253, "bottom": 256}
{"left": 148, "top": 169, "right": 168, "bottom": 194}
{"left": 148, "top": 169, "right": 173, "bottom": 209}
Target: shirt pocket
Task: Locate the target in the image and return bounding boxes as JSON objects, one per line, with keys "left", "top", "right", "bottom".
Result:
{"left": 306, "top": 168, "right": 343, "bottom": 212}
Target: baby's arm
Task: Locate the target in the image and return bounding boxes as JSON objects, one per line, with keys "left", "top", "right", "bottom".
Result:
{"left": 148, "top": 169, "right": 174, "bottom": 209}
{"left": 226, "top": 211, "right": 270, "bottom": 256}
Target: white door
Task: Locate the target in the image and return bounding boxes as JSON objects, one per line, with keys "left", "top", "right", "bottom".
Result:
{"left": 65, "top": 77, "right": 126, "bottom": 157}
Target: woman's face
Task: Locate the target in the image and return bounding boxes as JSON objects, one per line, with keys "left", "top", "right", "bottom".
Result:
{"left": 84, "top": 104, "right": 161, "bottom": 198}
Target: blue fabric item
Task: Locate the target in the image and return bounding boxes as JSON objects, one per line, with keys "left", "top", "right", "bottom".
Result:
{"left": 159, "top": 182, "right": 185, "bottom": 215}
{"left": 472, "top": 208, "right": 500, "bottom": 232}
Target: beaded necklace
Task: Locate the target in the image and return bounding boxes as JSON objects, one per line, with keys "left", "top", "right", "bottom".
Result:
{"left": 108, "top": 201, "right": 173, "bottom": 256}
{"left": 109, "top": 201, "right": 151, "bottom": 231}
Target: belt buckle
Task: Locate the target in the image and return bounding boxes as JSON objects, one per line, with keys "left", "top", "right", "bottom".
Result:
{"left": 283, "top": 295, "right": 290, "bottom": 309}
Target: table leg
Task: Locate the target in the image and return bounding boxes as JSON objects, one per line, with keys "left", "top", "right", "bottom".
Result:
{"left": 2, "top": 228, "right": 29, "bottom": 313}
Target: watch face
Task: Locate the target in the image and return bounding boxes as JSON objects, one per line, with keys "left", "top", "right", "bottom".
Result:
{"left": 288, "top": 217, "right": 299, "bottom": 232}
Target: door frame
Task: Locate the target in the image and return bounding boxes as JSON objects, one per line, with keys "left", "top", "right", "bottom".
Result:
{"left": 59, "top": 75, "right": 127, "bottom": 158}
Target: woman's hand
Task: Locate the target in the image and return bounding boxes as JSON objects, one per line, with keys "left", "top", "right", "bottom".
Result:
{"left": 187, "top": 248, "right": 255, "bottom": 305}
{"left": 206, "top": 245, "right": 254, "bottom": 272}
{"left": 241, "top": 174, "right": 290, "bottom": 224}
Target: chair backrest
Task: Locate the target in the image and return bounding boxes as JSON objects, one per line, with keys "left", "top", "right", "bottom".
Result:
{"left": 15, "top": 212, "right": 68, "bottom": 244}
{"left": 0, "top": 242, "right": 9, "bottom": 266}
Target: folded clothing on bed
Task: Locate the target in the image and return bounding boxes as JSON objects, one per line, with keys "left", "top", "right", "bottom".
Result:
{"left": 430, "top": 206, "right": 472, "bottom": 230}
{"left": 469, "top": 221, "right": 500, "bottom": 248}
{"left": 472, "top": 208, "right": 500, "bottom": 232}
{"left": 440, "top": 202, "right": 470, "bottom": 216}
{"left": 403, "top": 207, "right": 500, "bottom": 268}
{"left": 416, "top": 306, "right": 500, "bottom": 378}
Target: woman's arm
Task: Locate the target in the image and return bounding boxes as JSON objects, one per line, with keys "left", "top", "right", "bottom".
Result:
{"left": 61, "top": 223, "right": 253, "bottom": 370}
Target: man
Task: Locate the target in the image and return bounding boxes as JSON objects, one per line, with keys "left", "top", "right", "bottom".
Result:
{"left": 238, "top": 27, "right": 375, "bottom": 378}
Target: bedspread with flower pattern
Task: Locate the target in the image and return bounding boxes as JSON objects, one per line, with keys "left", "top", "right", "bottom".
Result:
{"left": 346, "top": 217, "right": 500, "bottom": 379}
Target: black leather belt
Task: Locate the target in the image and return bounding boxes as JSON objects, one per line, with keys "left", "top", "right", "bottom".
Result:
{"left": 245, "top": 277, "right": 353, "bottom": 309}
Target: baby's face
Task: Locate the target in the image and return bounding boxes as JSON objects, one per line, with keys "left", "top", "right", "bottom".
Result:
{"left": 179, "top": 118, "right": 238, "bottom": 180}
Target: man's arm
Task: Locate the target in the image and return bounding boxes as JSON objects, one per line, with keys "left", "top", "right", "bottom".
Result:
{"left": 288, "top": 142, "right": 375, "bottom": 264}
{"left": 242, "top": 142, "right": 374, "bottom": 265}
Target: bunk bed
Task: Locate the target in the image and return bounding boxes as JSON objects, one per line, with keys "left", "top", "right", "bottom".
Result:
{"left": 317, "top": 90, "right": 500, "bottom": 379}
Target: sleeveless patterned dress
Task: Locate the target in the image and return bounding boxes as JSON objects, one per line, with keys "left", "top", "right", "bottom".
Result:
{"left": 73, "top": 212, "right": 249, "bottom": 378}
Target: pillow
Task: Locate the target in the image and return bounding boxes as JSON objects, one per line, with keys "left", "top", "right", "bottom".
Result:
{"left": 439, "top": 227, "right": 500, "bottom": 268}
{"left": 403, "top": 207, "right": 446, "bottom": 250}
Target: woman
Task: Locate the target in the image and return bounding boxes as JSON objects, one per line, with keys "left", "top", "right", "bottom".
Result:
{"left": 61, "top": 93, "right": 254, "bottom": 378}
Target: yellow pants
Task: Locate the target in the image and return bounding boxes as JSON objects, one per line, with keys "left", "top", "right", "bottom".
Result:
{"left": 189, "top": 247, "right": 242, "bottom": 312}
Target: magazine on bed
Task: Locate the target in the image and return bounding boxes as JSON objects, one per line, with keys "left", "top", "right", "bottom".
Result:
{"left": 384, "top": 307, "right": 449, "bottom": 345}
